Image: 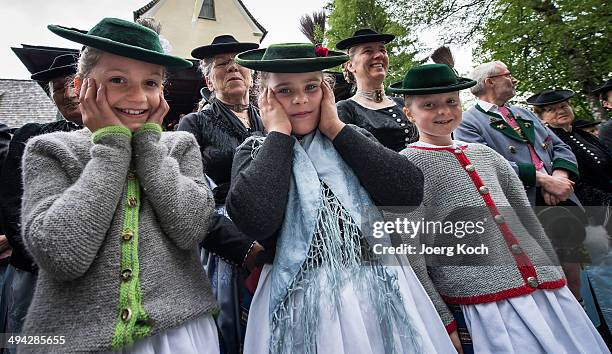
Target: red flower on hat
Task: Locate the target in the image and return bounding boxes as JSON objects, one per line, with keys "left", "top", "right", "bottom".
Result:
{"left": 315, "top": 44, "right": 329, "bottom": 57}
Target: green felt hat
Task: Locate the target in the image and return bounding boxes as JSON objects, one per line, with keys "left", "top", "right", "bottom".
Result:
{"left": 234, "top": 43, "right": 348, "bottom": 73}
{"left": 48, "top": 17, "right": 192, "bottom": 69}
{"left": 388, "top": 64, "right": 476, "bottom": 94}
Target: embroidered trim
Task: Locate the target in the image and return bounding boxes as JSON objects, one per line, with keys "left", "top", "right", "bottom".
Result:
{"left": 450, "top": 148, "right": 539, "bottom": 283}
{"left": 445, "top": 320, "right": 458, "bottom": 334}
{"left": 111, "top": 172, "right": 151, "bottom": 349}
{"left": 441, "top": 279, "right": 567, "bottom": 305}
{"left": 219, "top": 100, "right": 249, "bottom": 112}
{"left": 91, "top": 125, "right": 132, "bottom": 143}
{"left": 355, "top": 89, "right": 386, "bottom": 103}
{"left": 410, "top": 144, "right": 566, "bottom": 303}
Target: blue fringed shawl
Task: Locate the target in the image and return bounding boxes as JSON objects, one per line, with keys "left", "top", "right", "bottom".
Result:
{"left": 241, "top": 128, "right": 423, "bottom": 353}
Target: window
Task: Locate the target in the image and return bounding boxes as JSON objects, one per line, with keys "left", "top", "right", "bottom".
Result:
{"left": 199, "top": 0, "right": 215, "bottom": 20}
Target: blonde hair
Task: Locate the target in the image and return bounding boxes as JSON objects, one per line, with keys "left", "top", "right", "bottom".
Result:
{"left": 254, "top": 71, "right": 336, "bottom": 99}
{"left": 76, "top": 47, "right": 104, "bottom": 78}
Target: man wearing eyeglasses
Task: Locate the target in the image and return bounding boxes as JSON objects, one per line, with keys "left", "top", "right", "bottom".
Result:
{"left": 455, "top": 60, "right": 580, "bottom": 208}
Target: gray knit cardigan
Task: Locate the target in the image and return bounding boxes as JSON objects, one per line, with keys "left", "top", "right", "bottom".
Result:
{"left": 397, "top": 142, "right": 565, "bottom": 332}
{"left": 19, "top": 124, "right": 217, "bottom": 353}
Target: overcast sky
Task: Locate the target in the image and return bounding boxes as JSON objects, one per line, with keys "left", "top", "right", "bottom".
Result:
{"left": 0, "top": 0, "right": 473, "bottom": 80}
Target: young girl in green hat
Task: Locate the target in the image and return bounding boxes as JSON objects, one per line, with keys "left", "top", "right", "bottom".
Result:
{"left": 392, "top": 63, "right": 608, "bottom": 353}
{"left": 226, "top": 43, "right": 455, "bottom": 353}
{"left": 19, "top": 18, "right": 221, "bottom": 353}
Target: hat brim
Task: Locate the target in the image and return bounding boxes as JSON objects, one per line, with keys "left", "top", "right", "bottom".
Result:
{"left": 191, "top": 42, "right": 259, "bottom": 59}
{"left": 388, "top": 77, "right": 476, "bottom": 94}
{"left": 31, "top": 65, "right": 76, "bottom": 82}
{"left": 526, "top": 90, "right": 574, "bottom": 106}
{"left": 235, "top": 49, "right": 349, "bottom": 73}
{"left": 48, "top": 24, "right": 193, "bottom": 69}
{"left": 336, "top": 34, "right": 395, "bottom": 50}
{"left": 592, "top": 83, "right": 612, "bottom": 94}
{"left": 536, "top": 206, "right": 586, "bottom": 246}
{"left": 574, "top": 121, "right": 600, "bottom": 129}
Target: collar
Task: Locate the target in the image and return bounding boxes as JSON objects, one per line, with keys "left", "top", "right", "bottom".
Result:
{"left": 408, "top": 140, "right": 469, "bottom": 152}
{"left": 476, "top": 99, "right": 499, "bottom": 113}
{"left": 410, "top": 140, "right": 467, "bottom": 148}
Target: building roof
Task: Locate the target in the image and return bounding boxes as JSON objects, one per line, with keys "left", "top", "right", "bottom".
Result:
{"left": 0, "top": 79, "right": 58, "bottom": 129}
{"left": 133, "top": 0, "right": 161, "bottom": 20}
{"left": 133, "top": 0, "right": 268, "bottom": 41}
{"left": 235, "top": 0, "right": 267, "bottom": 40}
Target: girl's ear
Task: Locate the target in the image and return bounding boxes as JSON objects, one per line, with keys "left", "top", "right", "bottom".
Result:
{"left": 402, "top": 106, "right": 415, "bottom": 123}
{"left": 73, "top": 76, "right": 82, "bottom": 94}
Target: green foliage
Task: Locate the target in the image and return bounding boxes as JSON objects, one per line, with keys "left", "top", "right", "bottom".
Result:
{"left": 388, "top": 0, "right": 612, "bottom": 119}
{"left": 325, "top": 0, "right": 420, "bottom": 86}
{"left": 476, "top": 0, "right": 611, "bottom": 119}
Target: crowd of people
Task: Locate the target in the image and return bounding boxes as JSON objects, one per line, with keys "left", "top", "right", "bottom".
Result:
{"left": 0, "top": 16, "right": 610, "bottom": 354}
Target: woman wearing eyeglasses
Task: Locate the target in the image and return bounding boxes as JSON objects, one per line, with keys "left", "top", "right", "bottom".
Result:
{"left": 528, "top": 89, "right": 612, "bottom": 225}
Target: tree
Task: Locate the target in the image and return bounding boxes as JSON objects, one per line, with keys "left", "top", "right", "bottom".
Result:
{"left": 389, "top": 0, "right": 612, "bottom": 120}
{"left": 324, "top": 0, "right": 420, "bottom": 87}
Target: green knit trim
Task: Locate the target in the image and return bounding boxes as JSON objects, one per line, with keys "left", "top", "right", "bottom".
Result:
{"left": 211, "top": 306, "right": 221, "bottom": 319}
{"left": 111, "top": 172, "right": 151, "bottom": 350}
{"left": 91, "top": 125, "right": 132, "bottom": 143}
{"left": 133, "top": 123, "right": 162, "bottom": 137}
{"left": 516, "top": 162, "right": 536, "bottom": 187}
{"left": 552, "top": 158, "right": 580, "bottom": 180}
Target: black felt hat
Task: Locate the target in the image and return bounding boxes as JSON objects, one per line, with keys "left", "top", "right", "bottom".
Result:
{"left": 191, "top": 35, "right": 259, "bottom": 59}
{"left": 335, "top": 28, "right": 395, "bottom": 50}
{"left": 526, "top": 89, "right": 574, "bottom": 106}
{"left": 592, "top": 79, "right": 612, "bottom": 95}
{"left": 573, "top": 119, "right": 601, "bottom": 129}
{"left": 31, "top": 54, "right": 78, "bottom": 82}
{"left": 48, "top": 17, "right": 192, "bottom": 69}
{"left": 537, "top": 206, "right": 586, "bottom": 248}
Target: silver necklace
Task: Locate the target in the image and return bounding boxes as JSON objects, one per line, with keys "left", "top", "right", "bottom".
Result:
{"left": 355, "top": 89, "right": 385, "bottom": 103}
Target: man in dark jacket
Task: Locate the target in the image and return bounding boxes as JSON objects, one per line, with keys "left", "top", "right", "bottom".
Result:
{"left": 593, "top": 78, "right": 612, "bottom": 152}
{"left": 0, "top": 123, "right": 10, "bottom": 164}
{"left": 0, "top": 54, "right": 82, "bottom": 338}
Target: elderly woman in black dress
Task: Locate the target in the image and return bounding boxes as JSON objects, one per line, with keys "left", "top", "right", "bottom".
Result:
{"left": 528, "top": 89, "right": 612, "bottom": 233}
{"left": 335, "top": 29, "right": 418, "bottom": 151}
{"left": 178, "top": 35, "right": 266, "bottom": 354}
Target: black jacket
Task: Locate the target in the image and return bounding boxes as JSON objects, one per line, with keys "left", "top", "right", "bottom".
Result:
{"left": 178, "top": 99, "right": 263, "bottom": 204}
{"left": 336, "top": 97, "right": 419, "bottom": 152}
{"left": 178, "top": 99, "right": 266, "bottom": 266}
{"left": 550, "top": 126, "right": 612, "bottom": 205}
{"left": 0, "top": 120, "right": 80, "bottom": 272}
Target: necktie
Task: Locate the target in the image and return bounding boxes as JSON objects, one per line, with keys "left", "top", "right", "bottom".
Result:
{"left": 498, "top": 106, "right": 544, "bottom": 171}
